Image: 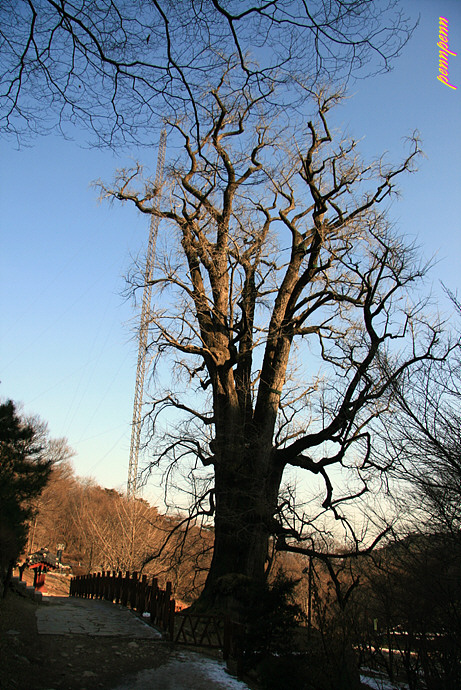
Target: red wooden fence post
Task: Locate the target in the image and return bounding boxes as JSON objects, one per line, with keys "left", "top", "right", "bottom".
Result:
{"left": 121, "top": 571, "right": 129, "bottom": 607}
{"left": 169, "top": 598, "right": 176, "bottom": 640}
{"left": 96, "top": 572, "right": 102, "bottom": 599}
{"left": 150, "top": 577, "right": 158, "bottom": 624}
{"left": 108, "top": 570, "right": 115, "bottom": 602}
{"left": 130, "top": 572, "right": 138, "bottom": 610}
{"left": 144, "top": 577, "right": 151, "bottom": 612}
{"left": 115, "top": 571, "right": 122, "bottom": 604}
{"left": 163, "top": 582, "right": 172, "bottom": 632}
{"left": 138, "top": 574, "right": 147, "bottom": 614}
{"left": 104, "top": 571, "right": 111, "bottom": 600}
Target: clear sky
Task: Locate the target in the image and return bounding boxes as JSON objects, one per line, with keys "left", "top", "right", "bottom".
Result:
{"left": 1, "top": 0, "right": 460, "bottom": 504}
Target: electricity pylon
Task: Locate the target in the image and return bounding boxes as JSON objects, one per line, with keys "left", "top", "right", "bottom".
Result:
{"left": 127, "top": 130, "right": 167, "bottom": 499}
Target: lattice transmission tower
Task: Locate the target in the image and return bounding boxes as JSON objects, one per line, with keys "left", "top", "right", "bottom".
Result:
{"left": 127, "top": 130, "right": 167, "bottom": 498}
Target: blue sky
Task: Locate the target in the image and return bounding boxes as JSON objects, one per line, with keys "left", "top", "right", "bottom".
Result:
{"left": 1, "top": 0, "right": 460, "bottom": 502}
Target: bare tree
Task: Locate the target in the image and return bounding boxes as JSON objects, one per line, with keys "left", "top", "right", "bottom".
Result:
{"left": 0, "top": 0, "right": 414, "bottom": 146}
{"left": 355, "top": 534, "right": 461, "bottom": 690}
{"left": 372, "top": 290, "right": 461, "bottom": 536}
{"left": 31, "top": 463, "right": 212, "bottom": 600}
{"left": 99, "top": 84, "right": 443, "bottom": 611}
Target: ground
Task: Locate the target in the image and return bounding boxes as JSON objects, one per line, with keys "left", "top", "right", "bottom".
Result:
{"left": 0, "top": 572, "right": 253, "bottom": 690}
{"left": 0, "top": 571, "right": 398, "bottom": 690}
{"left": 0, "top": 589, "right": 172, "bottom": 690}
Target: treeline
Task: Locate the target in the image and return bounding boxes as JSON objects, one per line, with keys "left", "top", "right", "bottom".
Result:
{"left": 28, "top": 461, "right": 213, "bottom": 604}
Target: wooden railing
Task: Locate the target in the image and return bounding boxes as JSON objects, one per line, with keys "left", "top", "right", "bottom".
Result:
{"left": 174, "top": 612, "right": 245, "bottom": 671}
{"left": 174, "top": 612, "right": 227, "bottom": 649}
{"left": 69, "top": 571, "right": 175, "bottom": 638}
{"left": 69, "top": 571, "right": 244, "bottom": 668}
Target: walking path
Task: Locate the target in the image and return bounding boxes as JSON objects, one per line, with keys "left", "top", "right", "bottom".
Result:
{"left": 36, "top": 595, "right": 162, "bottom": 638}
{"left": 35, "top": 595, "right": 251, "bottom": 690}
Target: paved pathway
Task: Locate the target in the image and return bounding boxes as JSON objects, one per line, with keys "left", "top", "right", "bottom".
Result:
{"left": 35, "top": 596, "right": 250, "bottom": 689}
{"left": 36, "top": 595, "right": 162, "bottom": 638}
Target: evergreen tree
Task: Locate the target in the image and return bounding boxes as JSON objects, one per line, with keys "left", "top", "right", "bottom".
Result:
{"left": 0, "top": 400, "right": 52, "bottom": 596}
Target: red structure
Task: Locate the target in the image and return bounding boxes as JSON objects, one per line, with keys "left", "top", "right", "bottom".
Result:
{"left": 28, "top": 548, "right": 59, "bottom": 592}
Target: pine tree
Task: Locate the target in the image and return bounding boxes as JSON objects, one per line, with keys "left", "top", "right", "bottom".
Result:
{"left": 0, "top": 400, "right": 52, "bottom": 596}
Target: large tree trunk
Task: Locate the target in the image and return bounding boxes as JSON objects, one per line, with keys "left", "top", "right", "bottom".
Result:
{"left": 196, "top": 442, "right": 283, "bottom": 615}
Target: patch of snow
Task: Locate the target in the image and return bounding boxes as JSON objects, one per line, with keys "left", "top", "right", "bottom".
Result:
{"left": 360, "top": 673, "right": 409, "bottom": 690}
{"left": 112, "top": 650, "right": 251, "bottom": 690}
